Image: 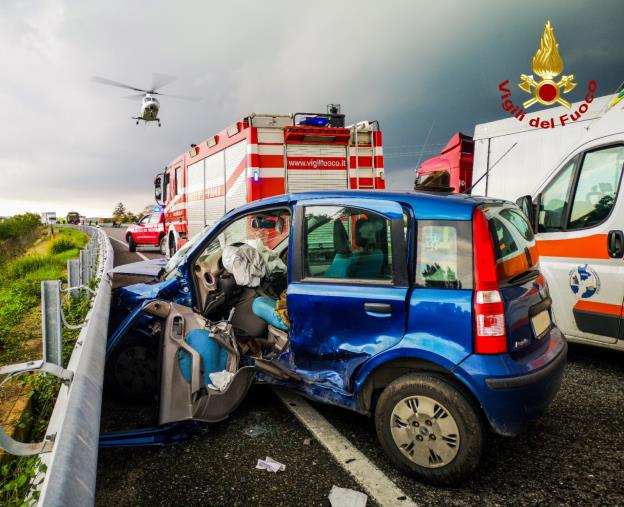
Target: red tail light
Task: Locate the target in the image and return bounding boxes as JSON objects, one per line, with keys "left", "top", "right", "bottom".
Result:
{"left": 473, "top": 209, "right": 507, "bottom": 354}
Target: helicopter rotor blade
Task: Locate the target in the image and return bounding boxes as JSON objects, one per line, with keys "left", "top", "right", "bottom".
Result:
{"left": 153, "top": 92, "right": 201, "bottom": 101}
{"left": 122, "top": 93, "right": 146, "bottom": 101}
{"left": 91, "top": 76, "right": 148, "bottom": 93}
{"left": 151, "top": 73, "right": 177, "bottom": 91}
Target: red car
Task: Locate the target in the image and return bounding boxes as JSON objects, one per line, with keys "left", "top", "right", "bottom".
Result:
{"left": 125, "top": 210, "right": 165, "bottom": 253}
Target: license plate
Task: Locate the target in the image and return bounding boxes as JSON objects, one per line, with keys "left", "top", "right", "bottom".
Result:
{"left": 531, "top": 310, "right": 551, "bottom": 338}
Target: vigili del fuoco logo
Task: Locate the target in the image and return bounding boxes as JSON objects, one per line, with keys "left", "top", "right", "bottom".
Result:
{"left": 498, "top": 20, "right": 597, "bottom": 129}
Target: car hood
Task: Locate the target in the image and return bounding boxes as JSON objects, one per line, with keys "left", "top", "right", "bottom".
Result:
{"left": 109, "top": 257, "right": 168, "bottom": 277}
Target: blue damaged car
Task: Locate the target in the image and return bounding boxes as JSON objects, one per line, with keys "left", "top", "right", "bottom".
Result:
{"left": 105, "top": 191, "right": 567, "bottom": 486}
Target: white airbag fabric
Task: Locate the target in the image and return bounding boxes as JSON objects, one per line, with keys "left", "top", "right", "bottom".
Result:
{"left": 222, "top": 244, "right": 266, "bottom": 287}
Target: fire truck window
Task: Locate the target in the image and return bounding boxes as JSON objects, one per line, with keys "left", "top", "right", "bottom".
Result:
{"left": 175, "top": 166, "right": 183, "bottom": 195}
{"left": 303, "top": 206, "right": 392, "bottom": 281}
{"left": 538, "top": 159, "right": 575, "bottom": 232}
{"left": 568, "top": 145, "right": 624, "bottom": 230}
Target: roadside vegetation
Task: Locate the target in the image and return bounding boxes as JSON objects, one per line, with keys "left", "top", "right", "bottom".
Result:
{"left": 0, "top": 227, "right": 88, "bottom": 363}
{"left": 0, "top": 224, "right": 91, "bottom": 505}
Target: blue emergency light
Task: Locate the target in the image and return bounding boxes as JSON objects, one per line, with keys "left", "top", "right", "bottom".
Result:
{"left": 298, "top": 116, "right": 330, "bottom": 127}
{"left": 253, "top": 170, "right": 260, "bottom": 182}
{"left": 153, "top": 206, "right": 162, "bottom": 212}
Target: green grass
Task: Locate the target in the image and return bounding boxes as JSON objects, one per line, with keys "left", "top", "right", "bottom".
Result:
{"left": 0, "top": 227, "right": 89, "bottom": 361}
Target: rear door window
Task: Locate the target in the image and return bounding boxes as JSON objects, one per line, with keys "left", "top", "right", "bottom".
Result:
{"left": 415, "top": 220, "right": 472, "bottom": 289}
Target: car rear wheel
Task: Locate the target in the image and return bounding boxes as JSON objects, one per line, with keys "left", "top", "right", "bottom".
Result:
{"left": 104, "top": 334, "right": 158, "bottom": 402}
{"left": 374, "top": 373, "right": 484, "bottom": 486}
{"left": 128, "top": 235, "right": 137, "bottom": 252}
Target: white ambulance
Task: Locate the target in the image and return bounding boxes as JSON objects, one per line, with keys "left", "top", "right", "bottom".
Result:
{"left": 473, "top": 91, "right": 624, "bottom": 350}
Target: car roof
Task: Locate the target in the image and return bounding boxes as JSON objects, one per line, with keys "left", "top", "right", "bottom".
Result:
{"left": 231, "top": 190, "right": 509, "bottom": 221}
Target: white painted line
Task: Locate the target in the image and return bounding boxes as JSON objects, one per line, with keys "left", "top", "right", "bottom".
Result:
{"left": 275, "top": 389, "right": 417, "bottom": 507}
{"left": 108, "top": 236, "right": 150, "bottom": 262}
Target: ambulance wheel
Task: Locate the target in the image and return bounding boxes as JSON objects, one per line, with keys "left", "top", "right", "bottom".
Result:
{"left": 374, "top": 373, "right": 484, "bottom": 486}
{"left": 128, "top": 236, "right": 137, "bottom": 252}
{"left": 105, "top": 334, "right": 158, "bottom": 402}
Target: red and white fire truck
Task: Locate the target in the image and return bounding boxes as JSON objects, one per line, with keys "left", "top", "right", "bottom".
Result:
{"left": 154, "top": 108, "right": 385, "bottom": 255}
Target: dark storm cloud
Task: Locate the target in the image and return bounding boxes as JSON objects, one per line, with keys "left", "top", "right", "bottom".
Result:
{"left": 0, "top": 0, "right": 622, "bottom": 214}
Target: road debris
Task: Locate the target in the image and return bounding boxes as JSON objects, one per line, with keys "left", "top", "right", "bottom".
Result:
{"left": 255, "top": 456, "right": 285, "bottom": 473}
{"left": 328, "top": 486, "right": 368, "bottom": 507}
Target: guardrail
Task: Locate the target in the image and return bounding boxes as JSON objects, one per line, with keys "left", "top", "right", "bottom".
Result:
{"left": 0, "top": 226, "right": 113, "bottom": 506}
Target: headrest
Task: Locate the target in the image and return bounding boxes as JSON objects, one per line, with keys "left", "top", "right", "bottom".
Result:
{"left": 333, "top": 219, "right": 351, "bottom": 255}
{"left": 355, "top": 217, "right": 384, "bottom": 248}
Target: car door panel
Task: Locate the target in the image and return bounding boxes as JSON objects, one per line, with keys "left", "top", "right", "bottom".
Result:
{"left": 285, "top": 198, "right": 409, "bottom": 393}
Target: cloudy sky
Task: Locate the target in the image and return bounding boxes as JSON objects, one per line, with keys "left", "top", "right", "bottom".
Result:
{"left": 0, "top": 0, "right": 622, "bottom": 217}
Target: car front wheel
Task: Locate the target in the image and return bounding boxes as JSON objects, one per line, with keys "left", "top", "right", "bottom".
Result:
{"left": 128, "top": 235, "right": 137, "bottom": 252}
{"left": 375, "top": 373, "right": 484, "bottom": 486}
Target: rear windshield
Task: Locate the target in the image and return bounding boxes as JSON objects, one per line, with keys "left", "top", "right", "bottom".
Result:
{"left": 481, "top": 205, "right": 538, "bottom": 285}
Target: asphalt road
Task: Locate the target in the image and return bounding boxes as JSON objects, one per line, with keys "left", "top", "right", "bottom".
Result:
{"left": 97, "top": 227, "right": 624, "bottom": 506}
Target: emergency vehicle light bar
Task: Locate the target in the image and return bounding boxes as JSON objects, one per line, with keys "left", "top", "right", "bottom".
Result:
{"left": 284, "top": 126, "right": 351, "bottom": 144}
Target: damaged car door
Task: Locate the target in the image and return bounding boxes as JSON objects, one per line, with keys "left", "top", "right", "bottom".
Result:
{"left": 286, "top": 198, "right": 409, "bottom": 394}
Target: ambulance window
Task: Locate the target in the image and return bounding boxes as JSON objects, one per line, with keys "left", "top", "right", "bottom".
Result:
{"left": 568, "top": 145, "right": 624, "bottom": 230}
{"left": 538, "top": 159, "right": 575, "bottom": 232}
{"left": 175, "top": 166, "right": 183, "bottom": 195}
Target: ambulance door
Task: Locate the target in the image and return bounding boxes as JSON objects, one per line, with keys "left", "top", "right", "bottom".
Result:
{"left": 535, "top": 144, "right": 624, "bottom": 345}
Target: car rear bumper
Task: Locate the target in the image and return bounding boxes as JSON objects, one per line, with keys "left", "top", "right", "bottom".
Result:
{"left": 454, "top": 327, "right": 567, "bottom": 436}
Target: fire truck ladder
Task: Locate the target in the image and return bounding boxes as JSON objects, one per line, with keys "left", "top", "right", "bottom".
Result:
{"left": 351, "top": 123, "right": 376, "bottom": 190}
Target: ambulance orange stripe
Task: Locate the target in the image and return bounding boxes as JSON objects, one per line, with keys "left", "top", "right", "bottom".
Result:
{"left": 573, "top": 300, "right": 622, "bottom": 317}
{"left": 537, "top": 234, "right": 608, "bottom": 259}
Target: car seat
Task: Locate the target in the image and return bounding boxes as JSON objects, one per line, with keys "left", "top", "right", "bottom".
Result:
{"left": 252, "top": 295, "right": 289, "bottom": 331}
{"left": 324, "top": 219, "right": 352, "bottom": 278}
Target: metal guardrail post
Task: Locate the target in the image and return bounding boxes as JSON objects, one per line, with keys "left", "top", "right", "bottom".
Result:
{"left": 41, "top": 280, "right": 63, "bottom": 367}
{"left": 80, "top": 249, "right": 91, "bottom": 287}
{"left": 67, "top": 259, "right": 80, "bottom": 301}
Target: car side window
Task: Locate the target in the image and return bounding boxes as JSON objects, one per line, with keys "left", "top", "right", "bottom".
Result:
{"left": 538, "top": 159, "right": 575, "bottom": 232}
{"left": 568, "top": 145, "right": 624, "bottom": 230}
{"left": 304, "top": 206, "right": 392, "bottom": 281}
{"left": 415, "top": 220, "right": 472, "bottom": 289}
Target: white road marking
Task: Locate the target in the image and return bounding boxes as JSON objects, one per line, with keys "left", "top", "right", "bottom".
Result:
{"left": 108, "top": 236, "right": 150, "bottom": 261}
{"left": 275, "top": 389, "right": 417, "bottom": 507}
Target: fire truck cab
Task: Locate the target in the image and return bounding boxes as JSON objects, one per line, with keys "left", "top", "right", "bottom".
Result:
{"left": 154, "top": 109, "right": 384, "bottom": 256}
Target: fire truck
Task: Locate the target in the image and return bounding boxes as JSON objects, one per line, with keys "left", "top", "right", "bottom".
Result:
{"left": 154, "top": 107, "right": 385, "bottom": 255}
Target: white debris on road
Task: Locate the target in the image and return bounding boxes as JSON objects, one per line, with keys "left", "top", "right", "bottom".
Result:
{"left": 255, "top": 456, "right": 286, "bottom": 473}
{"left": 328, "top": 486, "right": 368, "bottom": 507}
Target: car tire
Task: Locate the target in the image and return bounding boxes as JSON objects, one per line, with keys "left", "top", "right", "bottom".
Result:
{"left": 374, "top": 373, "right": 485, "bottom": 487}
{"left": 128, "top": 236, "right": 137, "bottom": 252}
{"left": 168, "top": 233, "right": 176, "bottom": 257}
{"left": 159, "top": 235, "right": 167, "bottom": 256}
{"left": 104, "top": 333, "right": 158, "bottom": 402}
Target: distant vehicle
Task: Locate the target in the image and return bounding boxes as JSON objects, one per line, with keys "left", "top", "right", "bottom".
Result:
{"left": 106, "top": 190, "right": 566, "bottom": 486}
{"left": 91, "top": 74, "right": 198, "bottom": 127}
{"left": 125, "top": 208, "right": 165, "bottom": 253}
{"left": 66, "top": 212, "right": 81, "bottom": 225}
{"left": 155, "top": 106, "right": 385, "bottom": 256}
{"left": 40, "top": 212, "right": 57, "bottom": 225}
{"left": 417, "top": 91, "right": 624, "bottom": 351}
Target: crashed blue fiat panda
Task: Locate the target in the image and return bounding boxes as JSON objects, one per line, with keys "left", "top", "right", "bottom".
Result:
{"left": 105, "top": 191, "right": 566, "bottom": 486}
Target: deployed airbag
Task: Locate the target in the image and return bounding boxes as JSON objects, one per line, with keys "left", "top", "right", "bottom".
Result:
{"left": 222, "top": 244, "right": 266, "bottom": 287}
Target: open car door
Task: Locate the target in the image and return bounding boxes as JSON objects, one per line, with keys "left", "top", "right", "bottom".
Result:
{"left": 143, "top": 300, "right": 256, "bottom": 425}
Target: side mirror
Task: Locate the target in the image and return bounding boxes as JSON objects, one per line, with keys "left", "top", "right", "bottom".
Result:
{"left": 154, "top": 174, "right": 164, "bottom": 205}
{"left": 516, "top": 195, "right": 537, "bottom": 232}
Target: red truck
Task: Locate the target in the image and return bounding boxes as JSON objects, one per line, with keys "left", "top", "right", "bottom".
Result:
{"left": 125, "top": 208, "right": 166, "bottom": 253}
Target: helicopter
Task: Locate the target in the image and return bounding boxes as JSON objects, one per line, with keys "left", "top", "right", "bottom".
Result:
{"left": 91, "top": 74, "right": 197, "bottom": 126}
